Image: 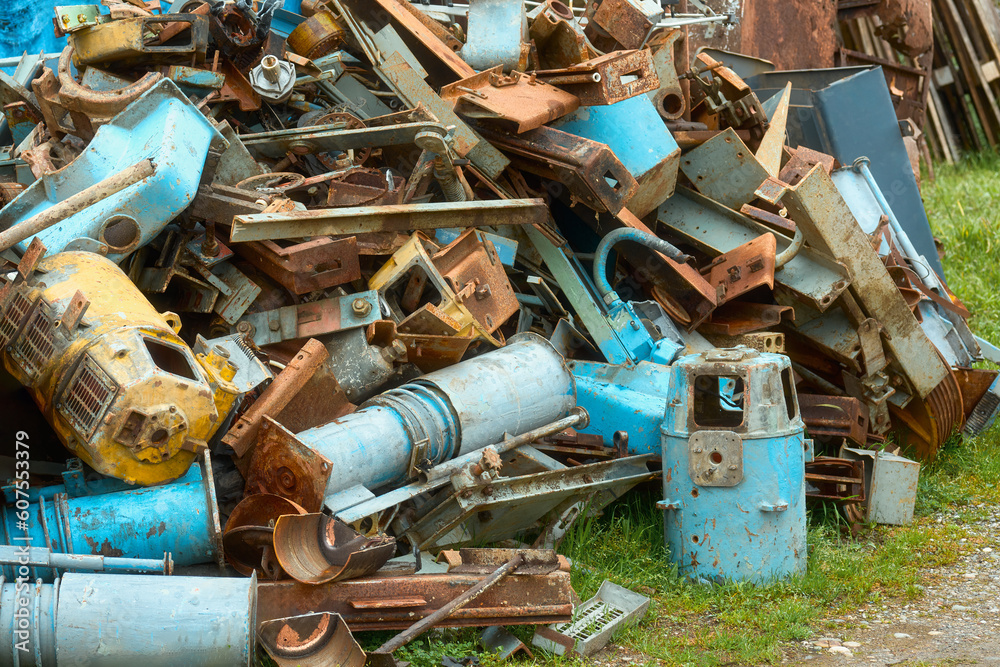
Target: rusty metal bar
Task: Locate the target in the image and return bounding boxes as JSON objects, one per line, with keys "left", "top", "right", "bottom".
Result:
{"left": 222, "top": 338, "right": 328, "bottom": 461}
{"left": 373, "top": 554, "right": 524, "bottom": 657}
{"left": 255, "top": 570, "right": 574, "bottom": 630}
{"left": 0, "top": 159, "right": 155, "bottom": 252}
{"left": 230, "top": 199, "right": 548, "bottom": 242}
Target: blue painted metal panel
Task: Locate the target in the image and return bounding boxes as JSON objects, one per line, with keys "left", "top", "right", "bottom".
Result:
{"left": 747, "top": 66, "right": 944, "bottom": 279}
{"left": 660, "top": 349, "right": 807, "bottom": 582}
{"left": 0, "top": 462, "right": 219, "bottom": 580}
{"left": 0, "top": 78, "right": 224, "bottom": 262}
{"left": 555, "top": 95, "right": 679, "bottom": 176}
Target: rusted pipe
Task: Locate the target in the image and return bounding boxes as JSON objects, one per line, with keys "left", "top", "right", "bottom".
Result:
{"left": 0, "top": 159, "right": 155, "bottom": 252}
{"left": 371, "top": 553, "right": 524, "bottom": 657}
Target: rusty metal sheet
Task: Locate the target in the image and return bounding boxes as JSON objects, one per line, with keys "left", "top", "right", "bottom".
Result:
{"left": 71, "top": 15, "right": 209, "bottom": 67}
{"left": 396, "top": 330, "right": 474, "bottom": 372}
{"left": 657, "top": 186, "right": 851, "bottom": 313}
{"left": 256, "top": 570, "right": 575, "bottom": 630}
{"left": 699, "top": 302, "right": 795, "bottom": 336}
{"left": 780, "top": 166, "right": 949, "bottom": 398}
{"left": 232, "top": 236, "right": 361, "bottom": 295}
{"left": 530, "top": 1, "right": 589, "bottom": 70}
{"left": 230, "top": 199, "right": 548, "bottom": 243}
{"left": 236, "top": 291, "right": 381, "bottom": 347}
{"left": 532, "top": 50, "right": 660, "bottom": 106}
{"left": 686, "top": 0, "right": 836, "bottom": 71}
{"left": 472, "top": 122, "right": 637, "bottom": 214}
{"left": 701, "top": 233, "right": 775, "bottom": 305}
{"left": 328, "top": 171, "right": 405, "bottom": 208}
{"left": 223, "top": 339, "right": 329, "bottom": 461}
{"left": 246, "top": 417, "right": 332, "bottom": 512}
{"left": 440, "top": 67, "right": 580, "bottom": 133}
{"left": 954, "top": 368, "right": 1000, "bottom": 422}
{"left": 799, "top": 394, "right": 870, "bottom": 446}
{"left": 805, "top": 457, "right": 866, "bottom": 503}
{"left": 190, "top": 184, "right": 268, "bottom": 226}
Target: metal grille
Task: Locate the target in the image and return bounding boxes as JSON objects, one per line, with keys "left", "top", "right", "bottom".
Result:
{"left": 965, "top": 389, "right": 1000, "bottom": 436}
{"left": 60, "top": 355, "right": 118, "bottom": 439}
{"left": 0, "top": 293, "right": 32, "bottom": 348}
{"left": 551, "top": 600, "right": 626, "bottom": 641}
{"left": 12, "top": 302, "right": 55, "bottom": 378}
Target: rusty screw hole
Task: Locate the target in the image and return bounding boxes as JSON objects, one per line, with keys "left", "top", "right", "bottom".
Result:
{"left": 710, "top": 452, "right": 723, "bottom": 464}
{"left": 150, "top": 428, "right": 168, "bottom": 445}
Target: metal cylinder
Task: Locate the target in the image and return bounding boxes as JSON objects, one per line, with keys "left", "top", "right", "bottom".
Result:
{"left": 0, "top": 573, "right": 256, "bottom": 666}
{"left": 0, "top": 458, "right": 221, "bottom": 581}
{"left": 660, "top": 347, "right": 807, "bottom": 582}
{"left": 297, "top": 333, "right": 576, "bottom": 495}
{"left": 0, "top": 251, "right": 240, "bottom": 485}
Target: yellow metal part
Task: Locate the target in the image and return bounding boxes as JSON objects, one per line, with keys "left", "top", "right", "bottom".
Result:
{"left": 0, "top": 252, "right": 238, "bottom": 486}
{"left": 368, "top": 233, "right": 508, "bottom": 348}
{"left": 70, "top": 15, "right": 209, "bottom": 68}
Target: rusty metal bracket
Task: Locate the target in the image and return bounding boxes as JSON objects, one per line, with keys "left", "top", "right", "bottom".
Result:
{"left": 223, "top": 338, "right": 329, "bottom": 462}
{"left": 232, "top": 236, "right": 361, "bottom": 295}
{"left": 440, "top": 67, "right": 580, "bottom": 133}
{"left": 472, "top": 122, "right": 637, "bottom": 214}
{"left": 799, "top": 394, "right": 870, "bottom": 446}
{"left": 236, "top": 290, "right": 381, "bottom": 347}
{"left": 532, "top": 50, "right": 660, "bottom": 106}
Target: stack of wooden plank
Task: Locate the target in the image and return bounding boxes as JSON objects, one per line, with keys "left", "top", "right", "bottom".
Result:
{"left": 841, "top": 0, "right": 1000, "bottom": 163}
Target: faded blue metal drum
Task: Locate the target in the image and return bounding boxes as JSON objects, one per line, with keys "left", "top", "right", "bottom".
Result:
{"left": 660, "top": 347, "right": 808, "bottom": 582}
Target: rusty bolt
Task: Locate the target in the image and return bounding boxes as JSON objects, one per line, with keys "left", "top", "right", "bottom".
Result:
{"left": 236, "top": 321, "right": 255, "bottom": 336}
{"left": 352, "top": 298, "right": 372, "bottom": 318}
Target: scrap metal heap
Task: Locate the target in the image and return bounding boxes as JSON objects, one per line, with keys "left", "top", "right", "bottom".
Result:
{"left": 0, "top": 0, "right": 998, "bottom": 662}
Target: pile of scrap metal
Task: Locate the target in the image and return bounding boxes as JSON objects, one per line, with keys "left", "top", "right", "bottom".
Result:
{"left": 0, "top": 0, "right": 998, "bottom": 662}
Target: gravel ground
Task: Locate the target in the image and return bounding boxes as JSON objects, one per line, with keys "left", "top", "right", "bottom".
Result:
{"left": 789, "top": 504, "right": 1000, "bottom": 665}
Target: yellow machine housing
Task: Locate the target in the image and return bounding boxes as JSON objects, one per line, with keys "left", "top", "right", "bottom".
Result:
{"left": 0, "top": 251, "right": 240, "bottom": 485}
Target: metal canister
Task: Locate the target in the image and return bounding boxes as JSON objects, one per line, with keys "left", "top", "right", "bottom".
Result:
{"left": 0, "top": 572, "right": 256, "bottom": 666}
{"left": 660, "top": 347, "right": 807, "bottom": 582}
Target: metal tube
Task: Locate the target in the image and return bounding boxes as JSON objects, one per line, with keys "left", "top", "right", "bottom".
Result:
{"left": 373, "top": 554, "right": 523, "bottom": 656}
{"left": 0, "top": 460, "right": 221, "bottom": 581}
{"left": 852, "top": 156, "right": 934, "bottom": 284}
{"left": 0, "top": 53, "right": 61, "bottom": 68}
{"left": 592, "top": 227, "right": 691, "bottom": 301}
{"left": 0, "top": 159, "right": 155, "bottom": 252}
{"left": 0, "top": 573, "right": 256, "bottom": 666}
{"left": 296, "top": 333, "right": 576, "bottom": 497}
{"left": 0, "top": 546, "right": 171, "bottom": 575}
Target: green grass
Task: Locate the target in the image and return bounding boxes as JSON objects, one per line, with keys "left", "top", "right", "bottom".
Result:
{"left": 259, "top": 155, "right": 1000, "bottom": 667}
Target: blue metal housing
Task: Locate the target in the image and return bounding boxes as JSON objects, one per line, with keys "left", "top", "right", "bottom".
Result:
{"left": 0, "top": 572, "right": 256, "bottom": 666}
{"left": 660, "top": 348, "right": 807, "bottom": 582}
{"left": 554, "top": 94, "right": 681, "bottom": 217}
{"left": 0, "top": 78, "right": 225, "bottom": 262}
{"left": 570, "top": 359, "right": 674, "bottom": 456}
{"left": 0, "top": 457, "right": 221, "bottom": 581}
